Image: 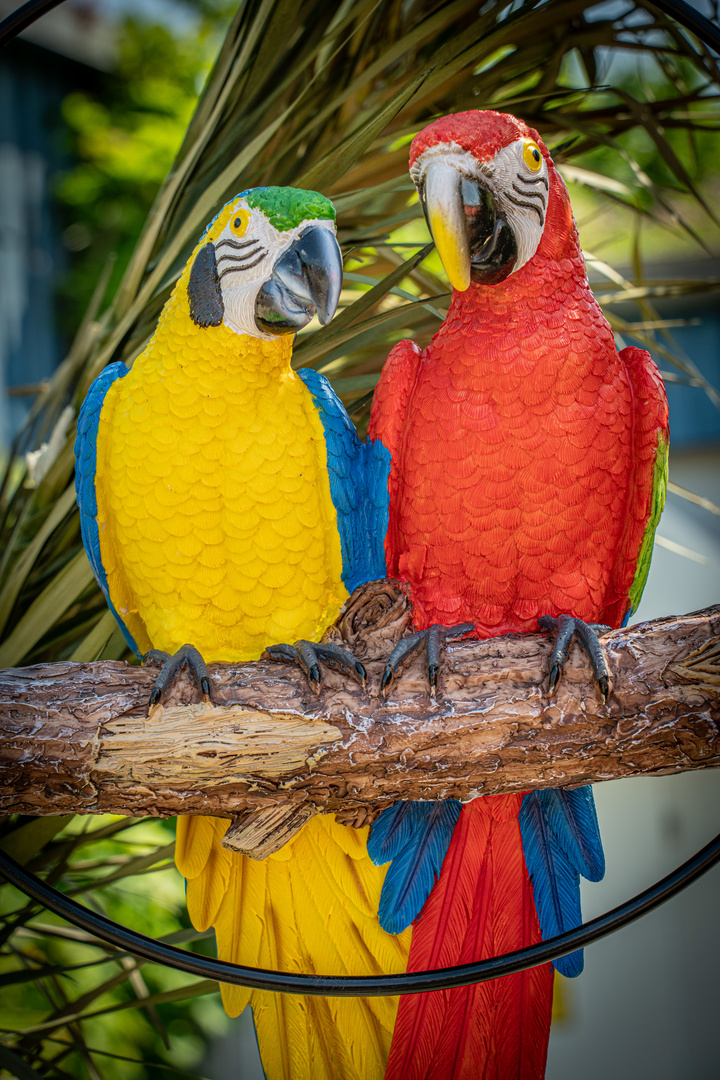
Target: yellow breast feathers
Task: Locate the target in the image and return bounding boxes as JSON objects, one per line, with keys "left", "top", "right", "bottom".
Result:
{"left": 94, "top": 303, "right": 347, "bottom": 661}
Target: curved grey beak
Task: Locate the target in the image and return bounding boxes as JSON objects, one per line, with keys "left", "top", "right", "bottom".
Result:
{"left": 254, "top": 226, "right": 343, "bottom": 335}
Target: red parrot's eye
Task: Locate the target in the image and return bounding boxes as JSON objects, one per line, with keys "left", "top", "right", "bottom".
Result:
{"left": 522, "top": 140, "right": 543, "bottom": 172}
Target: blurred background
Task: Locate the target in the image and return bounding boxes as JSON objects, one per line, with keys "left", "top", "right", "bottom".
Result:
{"left": 0, "top": 0, "right": 718, "bottom": 1076}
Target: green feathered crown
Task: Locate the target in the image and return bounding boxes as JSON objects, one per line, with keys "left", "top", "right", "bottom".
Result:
{"left": 245, "top": 187, "right": 335, "bottom": 232}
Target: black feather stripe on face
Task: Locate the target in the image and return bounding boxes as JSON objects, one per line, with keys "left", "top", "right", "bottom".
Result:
{"left": 188, "top": 243, "right": 224, "bottom": 327}
{"left": 215, "top": 237, "right": 258, "bottom": 252}
{"left": 506, "top": 182, "right": 544, "bottom": 224}
{"left": 511, "top": 181, "right": 546, "bottom": 207}
{"left": 217, "top": 251, "right": 267, "bottom": 280}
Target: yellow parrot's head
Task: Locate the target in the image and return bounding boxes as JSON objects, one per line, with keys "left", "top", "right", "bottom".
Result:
{"left": 186, "top": 187, "right": 342, "bottom": 339}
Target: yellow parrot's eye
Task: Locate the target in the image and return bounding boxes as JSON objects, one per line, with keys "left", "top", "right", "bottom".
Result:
{"left": 230, "top": 209, "right": 250, "bottom": 237}
{"left": 522, "top": 141, "right": 543, "bottom": 172}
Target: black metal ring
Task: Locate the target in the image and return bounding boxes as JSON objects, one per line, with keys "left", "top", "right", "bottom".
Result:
{"left": 0, "top": 0, "right": 65, "bottom": 47}
{"left": 1, "top": 832, "right": 719, "bottom": 996}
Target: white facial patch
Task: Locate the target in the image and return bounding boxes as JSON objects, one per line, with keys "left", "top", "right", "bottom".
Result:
{"left": 213, "top": 200, "right": 336, "bottom": 340}
{"left": 412, "top": 139, "right": 549, "bottom": 274}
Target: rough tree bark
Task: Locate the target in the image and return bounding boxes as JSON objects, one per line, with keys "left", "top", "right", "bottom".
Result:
{"left": 1, "top": 583, "right": 718, "bottom": 856}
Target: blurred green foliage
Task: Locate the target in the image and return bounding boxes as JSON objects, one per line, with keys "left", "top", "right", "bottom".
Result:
{"left": 0, "top": 815, "right": 229, "bottom": 1079}
{"left": 55, "top": 5, "right": 236, "bottom": 337}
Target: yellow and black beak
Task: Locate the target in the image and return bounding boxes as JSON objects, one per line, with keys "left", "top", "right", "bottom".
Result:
{"left": 418, "top": 160, "right": 517, "bottom": 290}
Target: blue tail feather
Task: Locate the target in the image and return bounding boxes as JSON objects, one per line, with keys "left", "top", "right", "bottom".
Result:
{"left": 542, "top": 787, "right": 605, "bottom": 882}
{"left": 367, "top": 801, "right": 417, "bottom": 864}
{"left": 368, "top": 800, "right": 461, "bottom": 935}
{"left": 519, "top": 788, "right": 604, "bottom": 978}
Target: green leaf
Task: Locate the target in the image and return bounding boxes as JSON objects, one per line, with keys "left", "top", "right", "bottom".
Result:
{"left": 0, "top": 1045, "right": 47, "bottom": 1080}
{"left": 0, "top": 818, "right": 73, "bottom": 866}
{"left": 67, "top": 843, "right": 176, "bottom": 896}
{"left": 0, "top": 551, "right": 95, "bottom": 669}
{"left": 0, "top": 487, "right": 77, "bottom": 638}
{"left": 70, "top": 609, "right": 122, "bottom": 663}
{"left": 14, "top": 979, "right": 218, "bottom": 1036}
{"left": 297, "top": 69, "right": 431, "bottom": 191}
{"left": 322, "top": 244, "right": 434, "bottom": 339}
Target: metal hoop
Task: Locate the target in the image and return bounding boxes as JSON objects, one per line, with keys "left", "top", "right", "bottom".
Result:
{"left": 2, "top": 833, "right": 720, "bottom": 996}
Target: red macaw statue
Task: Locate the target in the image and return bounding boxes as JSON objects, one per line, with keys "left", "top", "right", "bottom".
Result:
{"left": 367, "top": 110, "right": 669, "bottom": 1078}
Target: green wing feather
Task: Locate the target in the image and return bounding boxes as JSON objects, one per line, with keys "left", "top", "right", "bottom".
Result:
{"left": 626, "top": 430, "right": 669, "bottom": 620}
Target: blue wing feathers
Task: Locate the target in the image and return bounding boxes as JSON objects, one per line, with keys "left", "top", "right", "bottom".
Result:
{"left": 542, "top": 787, "right": 605, "bottom": 882}
{"left": 367, "top": 801, "right": 417, "bottom": 863}
{"left": 74, "top": 362, "right": 141, "bottom": 656}
{"left": 298, "top": 369, "right": 390, "bottom": 592}
{"left": 368, "top": 801, "right": 461, "bottom": 935}
{"left": 519, "top": 787, "right": 605, "bottom": 977}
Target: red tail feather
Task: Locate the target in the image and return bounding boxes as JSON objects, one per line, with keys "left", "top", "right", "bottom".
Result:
{"left": 385, "top": 797, "right": 553, "bottom": 1080}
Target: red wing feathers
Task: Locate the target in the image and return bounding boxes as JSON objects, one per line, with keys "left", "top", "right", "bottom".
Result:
{"left": 368, "top": 338, "right": 421, "bottom": 465}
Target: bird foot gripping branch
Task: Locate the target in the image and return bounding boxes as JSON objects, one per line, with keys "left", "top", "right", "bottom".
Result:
{"left": 539, "top": 614, "right": 612, "bottom": 703}
{"left": 144, "top": 644, "right": 214, "bottom": 710}
{"left": 263, "top": 639, "right": 367, "bottom": 694}
{"left": 379, "top": 622, "right": 474, "bottom": 697}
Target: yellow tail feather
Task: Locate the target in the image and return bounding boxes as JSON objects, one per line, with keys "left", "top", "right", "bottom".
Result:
{"left": 176, "top": 814, "right": 411, "bottom": 1079}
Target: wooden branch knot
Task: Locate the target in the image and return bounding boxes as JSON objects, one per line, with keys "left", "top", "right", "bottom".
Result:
{"left": 322, "top": 579, "right": 414, "bottom": 659}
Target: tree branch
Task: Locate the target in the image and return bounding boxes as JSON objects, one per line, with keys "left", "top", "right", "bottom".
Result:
{"left": 1, "top": 588, "right": 718, "bottom": 854}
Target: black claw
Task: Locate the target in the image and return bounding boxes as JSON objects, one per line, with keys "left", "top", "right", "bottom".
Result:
{"left": 547, "top": 662, "right": 561, "bottom": 696}
{"left": 380, "top": 666, "right": 395, "bottom": 697}
{"left": 428, "top": 664, "right": 439, "bottom": 696}
{"left": 144, "top": 643, "right": 213, "bottom": 711}
{"left": 308, "top": 663, "right": 322, "bottom": 692}
{"left": 265, "top": 638, "right": 367, "bottom": 694}
{"left": 541, "top": 614, "right": 610, "bottom": 702}
{"left": 380, "top": 622, "right": 476, "bottom": 699}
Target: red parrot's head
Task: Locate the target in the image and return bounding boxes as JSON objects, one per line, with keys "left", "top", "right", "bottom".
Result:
{"left": 409, "top": 110, "right": 575, "bottom": 291}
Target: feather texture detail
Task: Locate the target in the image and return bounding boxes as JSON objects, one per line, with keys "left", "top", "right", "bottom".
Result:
{"left": 298, "top": 368, "right": 390, "bottom": 591}
{"left": 368, "top": 801, "right": 461, "bottom": 934}
{"left": 385, "top": 797, "right": 553, "bottom": 1080}
{"left": 74, "top": 361, "right": 141, "bottom": 656}
{"left": 535, "top": 786, "right": 605, "bottom": 882}
{"left": 519, "top": 789, "right": 602, "bottom": 977}
{"left": 183, "top": 814, "right": 410, "bottom": 1079}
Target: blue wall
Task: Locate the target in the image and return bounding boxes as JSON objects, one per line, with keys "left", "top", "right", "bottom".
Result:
{"left": 615, "top": 290, "right": 720, "bottom": 450}
{"left": 0, "top": 41, "right": 94, "bottom": 444}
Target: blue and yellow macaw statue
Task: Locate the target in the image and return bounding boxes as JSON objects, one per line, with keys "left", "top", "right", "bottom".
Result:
{"left": 74, "top": 187, "right": 411, "bottom": 1078}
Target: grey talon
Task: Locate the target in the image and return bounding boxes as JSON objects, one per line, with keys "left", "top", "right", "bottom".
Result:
{"left": 264, "top": 637, "right": 367, "bottom": 694}
{"left": 541, "top": 615, "right": 610, "bottom": 702}
{"left": 143, "top": 648, "right": 171, "bottom": 669}
{"left": 146, "top": 643, "right": 214, "bottom": 711}
{"left": 381, "top": 622, "right": 474, "bottom": 699}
